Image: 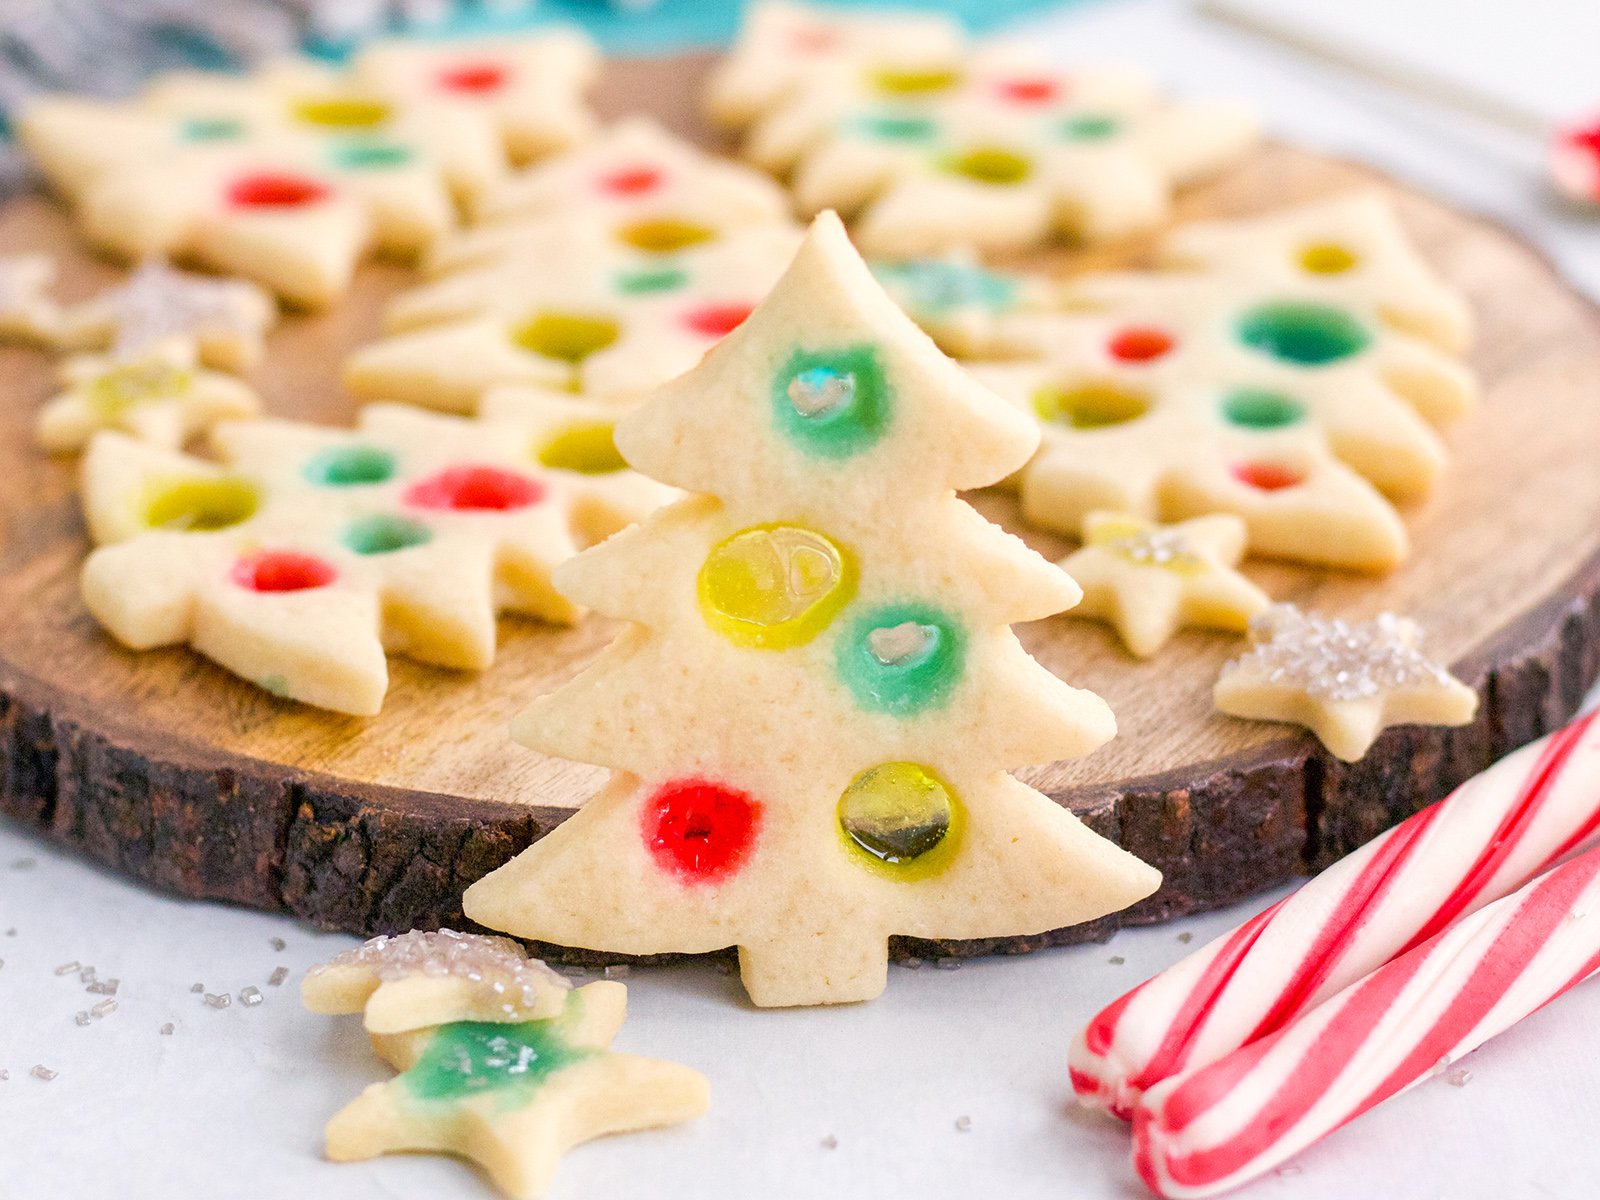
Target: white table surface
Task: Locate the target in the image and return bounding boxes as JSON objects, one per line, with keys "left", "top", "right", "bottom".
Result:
{"left": 6, "top": 1, "right": 1600, "bottom": 1197}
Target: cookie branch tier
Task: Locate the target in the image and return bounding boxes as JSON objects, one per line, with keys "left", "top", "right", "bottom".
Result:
{"left": 464, "top": 213, "right": 1159, "bottom": 1007}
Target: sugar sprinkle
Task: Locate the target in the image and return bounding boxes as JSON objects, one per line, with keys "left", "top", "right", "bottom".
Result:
{"left": 31, "top": 1065, "right": 56, "bottom": 1081}
{"left": 309, "top": 930, "right": 569, "bottom": 1019}
{"left": 54, "top": 961, "right": 80, "bottom": 976}
{"left": 268, "top": 966, "right": 289, "bottom": 988}
{"left": 820, "top": 1135, "right": 839, "bottom": 1150}
{"left": 91, "top": 999, "right": 117, "bottom": 1019}
{"left": 1222, "top": 604, "right": 1456, "bottom": 703}
{"left": 269, "top": 937, "right": 286, "bottom": 952}
{"left": 204, "top": 992, "right": 231, "bottom": 1009}
{"left": 159, "top": 1023, "right": 175, "bottom": 1036}
{"left": 955, "top": 1115, "right": 973, "bottom": 1132}
{"left": 73, "top": 1011, "right": 91, "bottom": 1027}
{"left": 934, "top": 958, "right": 962, "bottom": 971}
{"left": 240, "top": 986, "right": 263, "bottom": 1007}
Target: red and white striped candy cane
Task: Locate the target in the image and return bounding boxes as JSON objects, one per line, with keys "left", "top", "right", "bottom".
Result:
{"left": 1133, "top": 840, "right": 1600, "bottom": 1197}
{"left": 1071, "top": 708, "right": 1600, "bottom": 1119}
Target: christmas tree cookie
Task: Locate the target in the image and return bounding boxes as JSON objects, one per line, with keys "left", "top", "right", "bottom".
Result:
{"left": 40, "top": 345, "right": 259, "bottom": 453}
{"left": 306, "top": 932, "right": 707, "bottom": 1199}
{"left": 463, "top": 214, "right": 1160, "bottom": 1008}
{"left": 1215, "top": 604, "right": 1477, "bottom": 761}
{"left": 351, "top": 30, "right": 600, "bottom": 165}
{"left": 1061, "top": 512, "right": 1270, "bottom": 658}
{"left": 79, "top": 397, "right": 670, "bottom": 714}
{"left": 58, "top": 260, "right": 277, "bottom": 372}
{"left": 739, "top": 44, "right": 1258, "bottom": 254}
{"left": 346, "top": 224, "right": 801, "bottom": 411}
{"left": 0, "top": 255, "right": 63, "bottom": 345}
{"left": 430, "top": 119, "right": 794, "bottom": 276}
{"left": 705, "top": 0, "right": 966, "bottom": 131}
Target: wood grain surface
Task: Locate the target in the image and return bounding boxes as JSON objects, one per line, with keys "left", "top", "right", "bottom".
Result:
{"left": 2, "top": 54, "right": 1599, "bottom": 958}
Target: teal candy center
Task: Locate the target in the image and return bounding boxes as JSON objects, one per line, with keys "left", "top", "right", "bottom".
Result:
{"left": 614, "top": 266, "right": 689, "bottom": 295}
{"left": 1058, "top": 114, "right": 1120, "bottom": 140}
{"left": 1235, "top": 302, "right": 1371, "bottom": 366}
{"left": 341, "top": 514, "right": 432, "bottom": 555}
{"left": 303, "top": 445, "right": 397, "bottom": 486}
{"left": 772, "top": 344, "right": 891, "bottom": 460}
{"left": 402, "top": 1020, "right": 589, "bottom": 1109}
{"left": 330, "top": 140, "right": 415, "bottom": 170}
{"left": 180, "top": 116, "right": 246, "bottom": 141}
{"left": 836, "top": 602, "right": 964, "bottom": 716}
{"left": 1220, "top": 388, "right": 1305, "bottom": 429}
{"left": 856, "top": 112, "right": 938, "bottom": 141}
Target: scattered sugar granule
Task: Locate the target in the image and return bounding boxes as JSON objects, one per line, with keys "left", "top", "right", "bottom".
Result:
{"left": 53, "top": 961, "right": 80, "bottom": 976}
{"left": 159, "top": 1023, "right": 175, "bottom": 1036}
{"left": 934, "top": 958, "right": 961, "bottom": 971}
{"left": 897, "top": 958, "right": 924, "bottom": 970}
{"left": 86, "top": 979, "right": 118, "bottom": 996}
{"left": 204, "top": 992, "right": 231, "bottom": 1009}
{"left": 268, "top": 966, "right": 289, "bottom": 987}
{"left": 31, "top": 1065, "right": 56, "bottom": 1081}
{"left": 821, "top": 1135, "right": 839, "bottom": 1150}
{"left": 1109, "top": 956, "right": 1126, "bottom": 966}
{"left": 11, "top": 857, "right": 35, "bottom": 870}
{"left": 73, "top": 1011, "right": 91, "bottom": 1027}
{"left": 269, "top": 937, "right": 286, "bottom": 952}
{"left": 1177, "top": 932, "right": 1194, "bottom": 944}
{"left": 1447, "top": 1067, "right": 1472, "bottom": 1087}
{"left": 190, "top": 983, "right": 204, "bottom": 993}
{"left": 240, "top": 986, "right": 264, "bottom": 1007}
{"left": 0, "top": 1069, "right": 8, "bottom": 1081}
{"left": 955, "top": 1116, "right": 973, "bottom": 1132}
{"left": 603, "top": 965, "right": 631, "bottom": 980}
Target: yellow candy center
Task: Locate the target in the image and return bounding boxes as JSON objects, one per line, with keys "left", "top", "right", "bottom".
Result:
{"left": 837, "top": 762, "right": 963, "bottom": 878}
{"left": 1033, "top": 382, "right": 1149, "bottom": 428}
{"left": 87, "top": 362, "right": 192, "bottom": 418}
{"left": 143, "top": 476, "right": 258, "bottom": 532}
{"left": 615, "top": 219, "right": 716, "bottom": 253}
{"left": 291, "top": 96, "right": 393, "bottom": 129}
{"left": 1298, "top": 243, "right": 1359, "bottom": 275}
{"left": 511, "top": 312, "right": 620, "bottom": 364}
{"left": 698, "top": 524, "right": 855, "bottom": 649}
{"left": 535, "top": 421, "right": 627, "bottom": 474}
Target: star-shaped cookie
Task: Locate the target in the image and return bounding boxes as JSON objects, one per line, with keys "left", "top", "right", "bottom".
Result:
{"left": 39, "top": 345, "right": 259, "bottom": 452}
{"left": 59, "top": 260, "right": 277, "bottom": 372}
{"left": 324, "top": 981, "right": 709, "bottom": 1200}
{"left": 0, "top": 255, "right": 62, "bottom": 346}
{"left": 1060, "top": 511, "right": 1270, "bottom": 657}
{"left": 1213, "top": 603, "right": 1478, "bottom": 761}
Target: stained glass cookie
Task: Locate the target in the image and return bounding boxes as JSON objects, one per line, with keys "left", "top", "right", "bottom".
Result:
{"left": 1214, "top": 604, "right": 1477, "bottom": 761}
{"left": 462, "top": 213, "right": 1159, "bottom": 1008}
{"left": 78, "top": 398, "right": 670, "bottom": 714}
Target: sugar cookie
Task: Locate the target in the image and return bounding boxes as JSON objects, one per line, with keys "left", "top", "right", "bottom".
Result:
{"left": 871, "top": 255, "right": 1054, "bottom": 358}
{"left": 740, "top": 44, "right": 1258, "bottom": 253}
{"left": 302, "top": 930, "right": 571, "bottom": 1033}
{"left": 351, "top": 30, "right": 600, "bottom": 165}
{"left": 1214, "top": 603, "right": 1477, "bottom": 761}
{"left": 0, "top": 254, "right": 62, "bottom": 345}
{"left": 1060, "top": 512, "right": 1270, "bottom": 658}
{"left": 40, "top": 344, "right": 259, "bottom": 453}
{"left": 315, "top": 974, "right": 708, "bottom": 1200}
{"left": 463, "top": 213, "right": 1159, "bottom": 1008}
{"left": 347, "top": 223, "right": 802, "bottom": 410}
{"left": 58, "top": 260, "right": 277, "bottom": 372}
{"left": 705, "top": 0, "right": 965, "bottom": 131}
{"left": 79, "top": 398, "right": 670, "bottom": 714}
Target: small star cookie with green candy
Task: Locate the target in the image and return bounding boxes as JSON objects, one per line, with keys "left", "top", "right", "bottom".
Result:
{"left": 741, "top": 44, "right": 1258, "bottom": 254}
{"left": 39, "top": 345, "right": 259, "bottom": 453}
{"left": 704, "top": 0, "right": 965, "bottom": 131}
{"left": 0, "top": 255, "right": 63, "bottom": 345}
{"left": 302, "top": 930, "right": 572, "bottom": 1034}
{"left": 322, "top": 979, "right": 709, "bottom": 1200}
{"left": 870, "top": 255, "right": 1054, "bottom": 359}
{"left": 430, "top": 118, "right": 794, "bottom": 276}
{"left": 1156, "top": 191, "right": 1473, "bottom": 354}
{"left": 78, "top": 397, "right": 670, "bottom": 714}
{"left": 1214, "top": 603, "right": 1478, "bottom": 762}
{"left": 351, "top": 30, "right": 600, "bottom": 166}
{"left": 347, "top": 224, "right": 802, "bottom": 411}
{"left": 58, "top": 261, "right": 277, "bottom": 373}
{"left": 1060, "top": 512, "right": 1270, "bottom": 658}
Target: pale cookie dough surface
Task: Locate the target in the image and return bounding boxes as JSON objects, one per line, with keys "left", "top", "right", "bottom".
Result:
{"left": 739, "top": 42, "right": 1258, "bottom": 254}
{"left": 78, "top": 397, "right": 670, "bottom": 715}
{"left": 39, "top": 343, "right": 259, "bottom": 453}
{"left": 347, "top": 223, "right": 802, "bottom": 411}
{"left": 322, "top": 980, "right": 709, "bottom": 1200}
{"left": 1214, "top": 603, "right": 1478, "bottom": 762}
{"left": 351, "top": 30, "right": 600, "bottom": 166}
{"left": 870, "top": 255, "right": 1056, "bottom": 359}
{"left": 704, "top": 0, "right": 966, "bottom": 131}
{"left": 1060, "top": 511, "right": 1270, "bottom": 658}
{"left": 465, "top": 214, "right": 1159, "bottom": 1008}
{"left": 0, "top": 254, "right": 63, "bottom": 345}
{"left": 58, "top": 260, "right": 277, "bottom": 373}
{"left": 302, "top": 929, "right": 572, "bottom": 1033}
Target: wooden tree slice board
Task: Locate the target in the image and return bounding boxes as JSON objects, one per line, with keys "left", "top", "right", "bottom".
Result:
{"left": 2, "top": 54, "right": 1600, "bottom": 961}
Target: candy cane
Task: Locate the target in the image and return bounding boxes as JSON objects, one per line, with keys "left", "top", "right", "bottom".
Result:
{"left": 1133, "top": 841, "right": 1600, "bottom": 1197}
{"left": 1071, "top": 708, "right": 1600, "bottom": 1119}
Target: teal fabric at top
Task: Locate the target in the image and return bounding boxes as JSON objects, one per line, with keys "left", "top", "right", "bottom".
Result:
{"left": 306, "top": 0, "right": 1095, "bottom": 60}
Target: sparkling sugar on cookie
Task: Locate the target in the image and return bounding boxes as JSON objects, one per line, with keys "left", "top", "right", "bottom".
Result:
{"left": 77, "top": 394, "right": 671, "bottom": 714}
{"left": 305, "top": 946, "right": 707, "bottom": 1200}
{"left": 462, "top": 213, "right": 1159, "bottom": 1008}
{"left": 1214, "top": 604, "right": 1477, "bottom": 761}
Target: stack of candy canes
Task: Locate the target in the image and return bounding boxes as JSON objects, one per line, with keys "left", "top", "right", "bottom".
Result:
{"left": 1072, "top": 707, "right": 1600, "bottom": 1196}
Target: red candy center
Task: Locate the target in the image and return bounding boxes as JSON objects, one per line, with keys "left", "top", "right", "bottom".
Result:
{"left": 231, "top": 550, "right": 337, "bottom": 593}
{"left": 1231, "top": 461, "right": 1305, "bottom": 491}
{"left": 997, "top": 78, "right": 1060, "bottom": 104}
{"left": 682, "top": 303, "right": 754, "bottom": 338}
{"left": 436, "top": 62, "right": 508, "bottom": 93}
{"left": 1108, "top": 326, "right": 1175, "bottom": 362}
{"left": 1564, "top": 122, "right": 1600, "bottom": 157}
{"left": 644, "top": 780, "right": 761, "bottom": 883}
{"left": 227, "top": 173, "right": 330, "bottom": 209}
{"left": 600, "top": 165, "right": 664, "bottom": 196}
{"left": 404, "top": 465, "right": 545, "bottom": 511}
